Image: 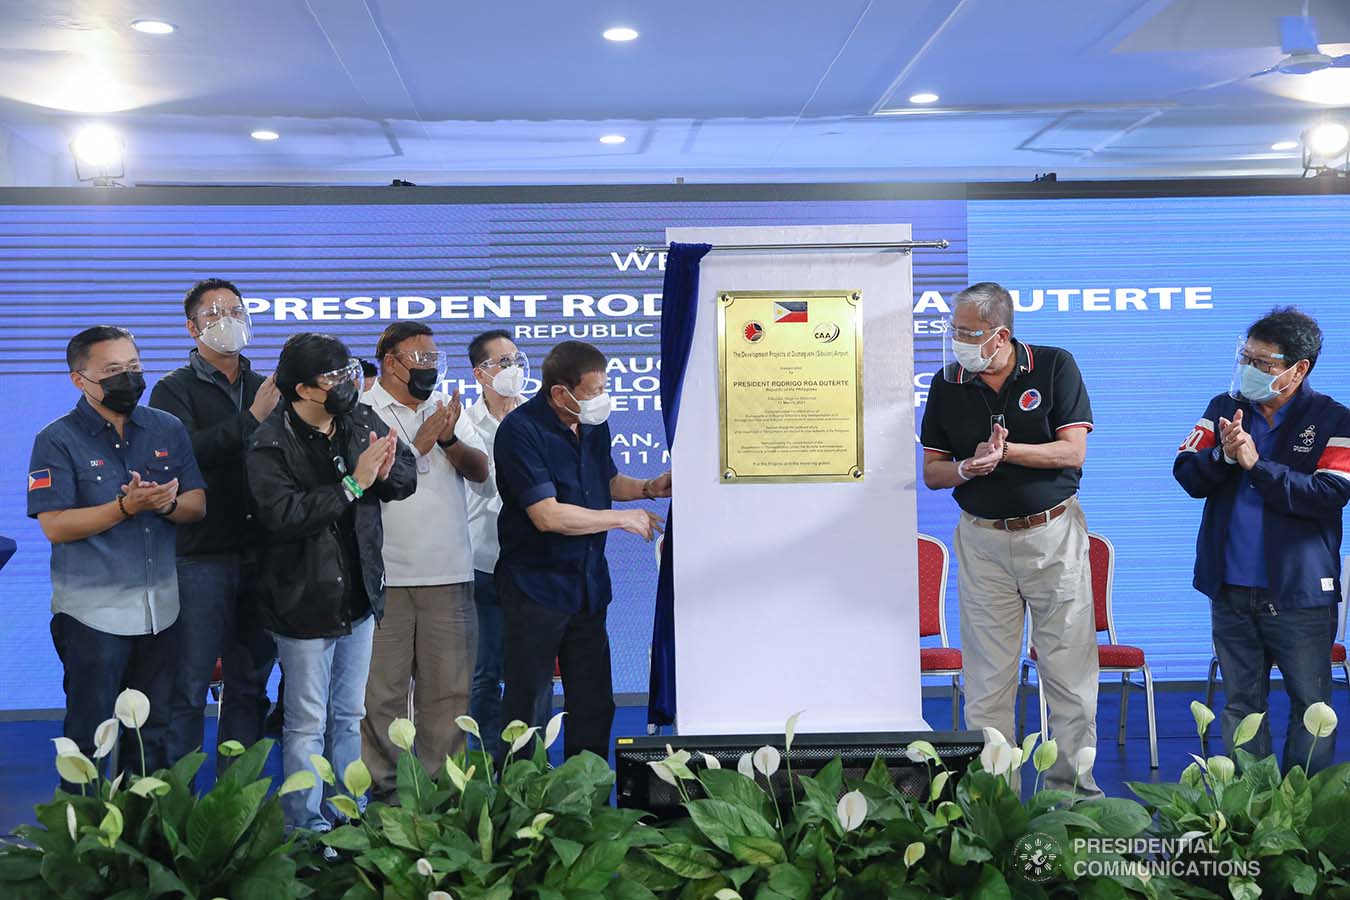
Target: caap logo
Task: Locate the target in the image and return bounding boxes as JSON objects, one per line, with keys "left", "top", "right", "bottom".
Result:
{"left": 1019, "top": 389, "right": 1042, "bottom": 412}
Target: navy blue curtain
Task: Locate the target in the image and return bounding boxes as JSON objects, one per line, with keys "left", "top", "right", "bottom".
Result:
{"left": 648, "top": 241, "right": 712, "bottom": 726}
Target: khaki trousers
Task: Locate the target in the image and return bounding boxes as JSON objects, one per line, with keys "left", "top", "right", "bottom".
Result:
{"left": 953, "top": 496, "right": 1100, "bottom": 794}
{"left": 361, "top": 582, "right": 477, "bottom": 798}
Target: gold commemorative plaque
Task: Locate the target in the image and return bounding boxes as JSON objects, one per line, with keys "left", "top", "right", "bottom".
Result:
{"left": 717, "top": 290, "right": 863, "bottom": 483}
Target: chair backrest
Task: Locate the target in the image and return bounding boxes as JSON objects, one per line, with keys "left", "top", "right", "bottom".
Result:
{"left": 1087, "top": 532, "right": 1115, "bottom": 642}
{"left": 917, "top": 533, "right": 950, "bottom": 644}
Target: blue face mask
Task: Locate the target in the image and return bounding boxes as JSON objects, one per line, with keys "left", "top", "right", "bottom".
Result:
{"left": 1237, "top": 364, "right": 1282, "bottom": 404}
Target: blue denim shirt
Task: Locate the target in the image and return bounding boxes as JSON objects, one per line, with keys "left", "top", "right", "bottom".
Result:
{"left": 27, "top": 397, "right": 206, "bottom": 635}
{"left": 1223, "top": 403, "right": 1290, "bottom": 588}
{"left": 494, "top": 393, "right": 618, "bottom": 614}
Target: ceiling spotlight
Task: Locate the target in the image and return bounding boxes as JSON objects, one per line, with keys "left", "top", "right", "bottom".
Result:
{"left": 908, "top": 92, "right": 940, "bottom": 104}
{"left": 599, "top": 134, "right": 627, "bottom": 144}
{"left": 70, "top": 125, "right": 125, "bottom": 185}
{"left": 1271, "top": 140, "right": 1300, "bottom": 151}
{"left": 250, "top": 129, "right": 280, "bottom": 141}
{"left": 1305, "top": 122, "right": 1349, "bottom": 157}
{"left": 603, "top": 26, "right": 639, "bottom": 42}
{"left": 130, "top": 19, "right": 175, "bottom": 34}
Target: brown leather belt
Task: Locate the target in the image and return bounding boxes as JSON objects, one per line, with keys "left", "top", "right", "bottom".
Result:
{"left": 979, "top": 503, "right": 1069, "bottom": 532}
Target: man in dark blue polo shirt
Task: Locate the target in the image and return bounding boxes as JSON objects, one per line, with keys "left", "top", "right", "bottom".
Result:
{"left": 495, "top": 340, "right": 669, "bottom": 760}
{"left": 28, "top": 326, "right": 206, "bottom": 774}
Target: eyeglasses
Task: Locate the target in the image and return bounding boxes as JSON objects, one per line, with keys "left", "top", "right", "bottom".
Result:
{"left": 191, "top": 303, "right": 248, "bottom": 325}
{"left": 312, "top": 359, "right": 363, "bottom": 389}
{"left": 1237, "top": 350, "right": 1288, "bottom": 375}
{"left": 477, "top": 351, "right": 528, "bottom": 371}
{"left": 81, "top": 363, "right": 144, "bottom": 379}
{"left": 950, "top": 323, "right": 1002, "bottom": 343}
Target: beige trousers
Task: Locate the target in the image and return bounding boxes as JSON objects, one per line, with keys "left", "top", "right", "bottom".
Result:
{"left": 953, "top": 496, "right": 1100, "bottom": 794}
{"left": 361, "top": 582, "right": 477, "bottom": 798}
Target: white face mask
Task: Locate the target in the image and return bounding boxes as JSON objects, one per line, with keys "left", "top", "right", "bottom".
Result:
{"left": 198, "top": 316, "right": 251, "bottom": 354}
{"left": 565, "top": 388, "right": 612, "bottom": 425}
{"left": 951, "top": 329, "right": 1002, "bottom": 373}
{"left": 491, "top": 366, "right": 525, "bottom": 397}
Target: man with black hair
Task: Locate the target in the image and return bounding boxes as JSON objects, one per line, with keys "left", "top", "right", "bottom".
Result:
{"left": 150, "top": 278, "right": 280, "bottom": 773}
{"left": 1176, "top": 306, "right": 1350, "bottom": 774}
{"left": 494, "top": 339, "right": 669, "bottom": 760}
{"left": 457, "top": 328, "right": 529, "bottom": 759}
{"left": 246, "top": 332, "right": 416, "bottom": 831}
{"left": 29, "top": 326, "right": 206, "bottom": 776}
{"left": 360, "top": 321, "right": 488, "bottom": 800}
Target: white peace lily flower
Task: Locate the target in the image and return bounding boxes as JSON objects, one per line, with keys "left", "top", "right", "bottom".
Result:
{"left": 510, "top": 726, "right": 541, "bottom": 755}
{"left": 929, "top": 770, "right": 951, "bottom": 801}
{"left": 56, "top": 752, "right": 98, "bottom": 785}
{"left": 1206, "top": 755, "right": 1236, "bottom": 784}
{"left": 648, "top": 760, "right": 679, "bottom": 787}
{"left": 736, "top": 753, "right": 755, "bottom": 778}
{"left": 388, "top": 718, "right": 417, "bottom": 753}
{"left": 416, "top": 858, "right": 434, "bottom": 877}
{"left": 1188, "top": 753, "right": 1209, "bottom": 771}
{"left": 1177, "top": 830, "right": 1208, "bottom": 851}
{"left": 1189, "top": 701, "right": 1216, "bottom": 738}
{"left": 98, "top": 804, "right": 123, "bottom": 847}
{"left": 979, "top": 739, "right": 1017, "bottom": 778}
{"left": 1180, "top": 762, "right": 1204, "bottom": 788}
{"left": 1303, "top": 702, "right": 1338, "bottom": 739}
{"left": 906, "top": 740, "right": 939, "bottom": 764}
{"left": 904, "top": 842, "right": 926, "bottom": 867}
{"left": 93, "top": 718, "right": 120, "bottom": 760}
{"left": 114, "top": 689, "right": 151, "bottom": 729}
{"left": 935, "top": 801, "right": 963, "bottom": 825}
{"left": 785, "top": 710, "right": 806, "bottom": 753}
{"left": 661, "top": 745, "right": 695, "bottom": 780}
{"left": 52, "top": 737, "right": 81, "bottom": 757}
{"left": 752, "top": 746, "right": 781, "bottom": 777}
{"left": 544, "top": 711, "right": 567, "bottom": 750}
{"left": 128, "top": 776, "right": 171, "bottom": 797}
{"left": 835, "top": 790, "right": 867, "bottom": 832}
{"left": 700, "top": 752, "right": 721, "bottom": 770}
{"left": 714, "top": 891, "right": 744, "bottom": 900}
{"left": 428, "top": 892, "right": 455, "bottom": 900}
{"left": 343, "top": 759, "right": 372, "bottom": 797}
{"left": 981, "top": 726, "right": 1010, "bottom": 748}
{"left": 531, "top": 813, "right": 554, "bottom": 831}
{"left": 445, "top": 756, "right": 468, "bottom": 791}
{"left": 107, "top": 771, "right": 124, "bottom": 800}
{"left": 66, "top": 804, "right": 77, "bottom": 840}
{"left": 500, "top": 720, "right": 530, "bottom": 745}
{"left": 1233, "top": 712, "right": 1265, "bottom": 748}
{"left": 1033, "top": 739, "right": 1059, "bottom": 774}
{"left": 454, "top": 715, "right": 481, "bottom": 740}
{"left": 1073, "top": 746, "right": 1097, "bottom": 778}
{"left": 1020, "top": 731, "right": 1041, "bottom": 767}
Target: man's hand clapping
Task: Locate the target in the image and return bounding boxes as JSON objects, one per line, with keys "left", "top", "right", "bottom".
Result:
{"left": 1218, "top": 409, "right": 1259, "bottom": 470}
{"left": 120, "top": 471, "right": 180, "bottom": 515}
{"left": 962, "top": 423, "right": 1008, "bottom": 478}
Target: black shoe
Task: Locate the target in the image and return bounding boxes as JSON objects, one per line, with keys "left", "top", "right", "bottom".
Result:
{"left": 264, "top": 703, "right": 284, "bottom": 737}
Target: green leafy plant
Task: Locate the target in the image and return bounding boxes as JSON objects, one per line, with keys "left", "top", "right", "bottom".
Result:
{"left": 0, "top": 688, "right": 311, "bottom": 900}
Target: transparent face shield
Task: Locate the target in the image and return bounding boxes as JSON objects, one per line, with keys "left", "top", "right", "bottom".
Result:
{"left": 476, "top": 350, "right": 531, "bottom": 395}
{"left": 1229, "top": 338, "right": 1295, "bottom": 402}
{"left": 941, "top": 318, "right": 1006, "bottom": 382}
{"left": 192, "top": 300, "right": 252, "bottom": 353}
{"left": 315, "top": 358, "right": 365, "bottom": 395}
{"left": 396, "top": 348, "right": 448, "bottom": 384}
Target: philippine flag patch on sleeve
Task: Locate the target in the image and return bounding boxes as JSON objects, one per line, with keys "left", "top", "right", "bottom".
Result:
{"left": 28, "top": 469, "right": 52, "bottom": 491}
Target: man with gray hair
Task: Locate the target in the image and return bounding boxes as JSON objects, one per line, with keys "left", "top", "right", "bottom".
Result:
{"left": 920, "top": 281, "right": 1100, "bottom": 795}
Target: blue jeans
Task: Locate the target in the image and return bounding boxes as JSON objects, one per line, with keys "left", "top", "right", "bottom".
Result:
{"left": 1212, "top": 586, "right": 1338, "bottom": 774}
{"left": 469, "top": 570, "right": 505, "bottom": 760}
{"left": 272, "top": 616, "right": 374, "bottom": 831}
{"left": 50, "top": 613, "right": 178, "bottom": 784}
{"left": 168, "top": 555, "right": 277, "bottom": 776}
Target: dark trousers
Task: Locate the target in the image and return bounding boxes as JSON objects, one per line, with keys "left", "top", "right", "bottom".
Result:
{"left": 1212, "top": 585, "right": 1338, "bottom": 774}
{"left": 51, "top": 613, "right": 178, "bottom": 780}
{"left": 499, "top": 577, "right": 615, "bottom": 761}
{"left": 167, "top": 554, "right": 277, "bottom": 774}
{"left": 469, "top": 569, "right": 505, "bottom": 760}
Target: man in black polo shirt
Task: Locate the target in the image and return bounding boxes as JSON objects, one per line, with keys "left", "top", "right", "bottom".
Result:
{"left": 494, "top": 340, "right": 669, "bottom": 760}
{"left": 920, "top": 282, "right": 1099, "bottom": 794}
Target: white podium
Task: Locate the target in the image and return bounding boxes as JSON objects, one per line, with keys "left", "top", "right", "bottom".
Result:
{"left": 666, "top": 224, "right": 927, "bottom": 736}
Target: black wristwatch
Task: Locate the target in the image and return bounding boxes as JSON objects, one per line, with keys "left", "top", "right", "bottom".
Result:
{"left": 437, "top": 434, "right": 460, "bottom": 449}
{"left": 156, "top": 498, "right": 179, "bottom": 518}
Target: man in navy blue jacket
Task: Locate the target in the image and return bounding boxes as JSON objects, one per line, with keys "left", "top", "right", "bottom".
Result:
{"left": 1175, "top": 307, "right": 1350, "bottom": 774}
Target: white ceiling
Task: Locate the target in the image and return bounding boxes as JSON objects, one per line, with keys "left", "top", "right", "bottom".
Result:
{"left": 1, "top": 0, "right": 1349, "bottom": 185}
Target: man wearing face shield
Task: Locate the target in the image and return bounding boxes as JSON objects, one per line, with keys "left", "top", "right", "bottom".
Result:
{"left": 920, "top": 282, "right": 1099, "bottom": 795}
{"left": 29, "top": 326, "right": 207, "bottom": 779}
{"left": 246, "top": 333, "right": 416, "bottom": 831}
{"left": 456, "top": 329, "right": 530, "bottom": 760}
{"left": 494, "top": 340, "right": 670, "bottom": 760}
{"left": 149, "top": 278, "right": 281, "bottom": 774}
{"left": 1175, "top": 307, "right": 1349, "bottom": 774}
{"left": 359, "top": 322, "right": 489, "bottom": 800}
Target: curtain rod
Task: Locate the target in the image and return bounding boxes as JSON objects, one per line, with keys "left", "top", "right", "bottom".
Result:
{"left": 633, "top": 239, "right": 949, "bottom": 254}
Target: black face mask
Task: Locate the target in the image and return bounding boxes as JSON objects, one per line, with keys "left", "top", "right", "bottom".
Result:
{"left": 92, "top": 371, "right": 146, "bottom": 415}
{"left": 404, "top": 366, "right": 440, "bottom": 402}
{"left": 323, "top": 380, "right": 360, "bottom": 416}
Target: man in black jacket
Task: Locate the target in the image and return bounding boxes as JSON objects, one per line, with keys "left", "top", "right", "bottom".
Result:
{"left": 150, "top": 279, "right": 281, "bottom": 772}
{"left": 247, "top": 332, "right": 416, "bottom": 832}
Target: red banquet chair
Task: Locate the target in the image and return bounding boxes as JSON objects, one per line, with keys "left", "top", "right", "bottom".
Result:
{"left": 1018, "top": 532, "right": 1158, "bottom": 769}
{"left": 918, "top": 534, "right": 963, "bottom": 729}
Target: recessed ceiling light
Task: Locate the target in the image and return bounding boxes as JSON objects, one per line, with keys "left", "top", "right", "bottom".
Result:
{"left": 603, "top": 26, "right": 639, "bottom": 42}
{"left": 131, "top": 19, "right": 175, "bottom": 35}
{"left": 908, "top": 92, "right": 940, "bottom": 104}
{"left": 1271, "top": 140, "right": 1299, "bottom": 151}
{"left": 250, "top": 130, "right": 280, "bottom": 141}
{"left": 599, "top": 134, "right": 626, "bottom": 145}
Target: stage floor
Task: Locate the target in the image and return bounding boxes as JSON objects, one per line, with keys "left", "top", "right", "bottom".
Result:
{"left": 4, "top": 686, "right": 1348, "bottom": 834}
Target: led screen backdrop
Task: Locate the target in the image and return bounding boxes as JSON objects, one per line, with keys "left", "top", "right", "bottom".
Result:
{"left": 0, "top": 183, "right": 1345, "bottom": 710}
